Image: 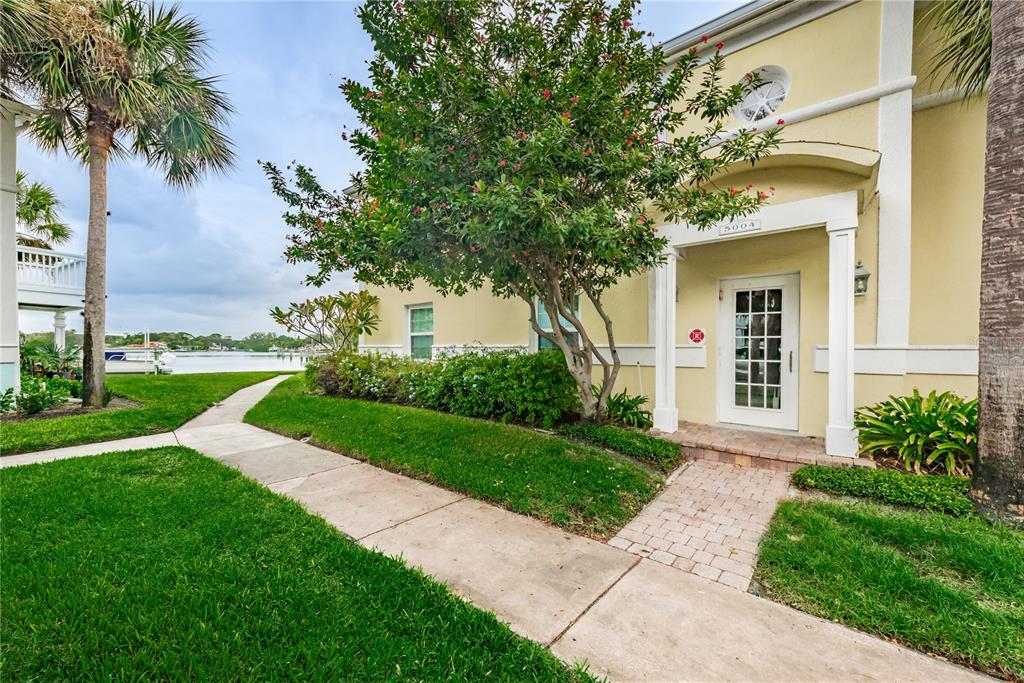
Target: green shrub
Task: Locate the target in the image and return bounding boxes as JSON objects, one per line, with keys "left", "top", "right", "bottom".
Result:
{"left": 15, "top": 374, "right": 70, "bottom": 415}
{"left": 854, "top": 390, "right": 977, "bottom": 476}
{"left": 431, "top": 350, "right": 579, "bottom": 427}
{"left": 46, "top": 375, "right": 82, "bottom": 399}
{"left": 790, "top": 464, "right": 973, "bottom": 517}
{"left": 306, "top": 349, "right": 579, "bottom": 428}
{"left": 558, "top": 423, "right": 681, "bottom": 473}
{"left": 598, "top": 386, "right": 653, "bottom": 429}
{"left": 1, "top": 387, "right": 15, "bottom": 412}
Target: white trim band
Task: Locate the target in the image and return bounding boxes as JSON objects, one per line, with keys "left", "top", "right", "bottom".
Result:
{"left": 813, "top": 345, "right": 979, "bottom": 376}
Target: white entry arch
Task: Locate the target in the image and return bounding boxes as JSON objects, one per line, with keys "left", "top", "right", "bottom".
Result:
{"left": 652, "top": 191, "right": 860, "bottom": 457}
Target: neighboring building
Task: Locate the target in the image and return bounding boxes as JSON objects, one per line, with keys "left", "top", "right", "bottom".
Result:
{"left": 360, "top": 0, "right": 983, "bottom": 458}
{"left": 1, "top": 99, "right": 86, "bottom": 394}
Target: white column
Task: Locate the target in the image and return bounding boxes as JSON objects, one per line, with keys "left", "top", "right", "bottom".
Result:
{"left": 876, "top": 0, "right": 914, "bottom": 344}
{"left": 54, "top": 311, "right": 67, "bottom": 350}
{"left": 653, "top": 250, "right": 678, "bottom": 433}
{"left": 826, "top": 223, "right": 858, "bottom": 456}
{"left": 0, "top": 106, "right": 19, "bottom": 394}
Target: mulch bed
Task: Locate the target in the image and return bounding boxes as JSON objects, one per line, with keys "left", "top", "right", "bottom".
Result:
{"left": 1, "top": 397, "right": 141, "bottom": 424}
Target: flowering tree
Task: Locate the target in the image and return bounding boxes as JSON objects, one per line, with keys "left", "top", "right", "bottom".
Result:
{"left": 271, "top": 291, "right": 380, "bottom": 354}
{"left": 263, "top": 0, "right": 779, "bottom": 421}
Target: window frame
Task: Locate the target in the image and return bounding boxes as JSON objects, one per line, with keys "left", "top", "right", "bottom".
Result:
{"left": 406, "top": 303, "right": 434, "bottom": 360}
{"left": 530, "top": 296, "right": 581, "bottom": 352}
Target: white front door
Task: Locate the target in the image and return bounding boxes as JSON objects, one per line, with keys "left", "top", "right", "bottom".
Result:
{"left": 717, "top": 273, "right": 800, "bottom": 430}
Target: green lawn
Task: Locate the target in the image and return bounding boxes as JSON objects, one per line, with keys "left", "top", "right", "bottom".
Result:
{"left": 245, "top": 375, "right": 660, "bottom": 538}
{"left": 1, "top": 372, "right": 280, "bottom": 455}
{"left": 1, "top": 446, "right": 590, "bottom": 681}
{"left": 756, "top": 498, "right": 1024, "bottom": 679}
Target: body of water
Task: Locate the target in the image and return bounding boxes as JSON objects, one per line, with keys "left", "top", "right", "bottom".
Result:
{"left": 167, "top": 351, "right": 310, "bottom": 374}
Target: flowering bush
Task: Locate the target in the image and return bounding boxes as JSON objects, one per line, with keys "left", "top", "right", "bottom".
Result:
{"left": 306, "top": 349, "right": 579, "bottom": 427}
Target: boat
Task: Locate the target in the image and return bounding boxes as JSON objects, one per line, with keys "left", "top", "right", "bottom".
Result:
{"left": 104, "top": 347, "right": 176, "bottom": 374}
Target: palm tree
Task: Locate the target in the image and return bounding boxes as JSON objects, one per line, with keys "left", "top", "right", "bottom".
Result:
{"left": 928, "top": 0, "right": 1023, "bottom": 526}
{"left": 1, "top": 0, "right": 233, "bottom": 406}
{"left": 15, "top": 171, "right": 71, "bottom": 248}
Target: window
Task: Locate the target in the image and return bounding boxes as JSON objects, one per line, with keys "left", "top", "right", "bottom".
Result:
{"left": 733, "top": 65, "right": 790, "bottom": 123}
{"left": 408, "top": 305, "right": 433, "bottom": 359}
{"left": 535, "top": 297, "right": 579, "bottom": 350}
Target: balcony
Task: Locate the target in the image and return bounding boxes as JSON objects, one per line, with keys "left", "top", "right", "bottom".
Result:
{"left": 16, "top": 245, "right": 86, "bottom": 310}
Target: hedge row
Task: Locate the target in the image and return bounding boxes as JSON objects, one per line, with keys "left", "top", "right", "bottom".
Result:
{"left": 557, "top": 423, "right": 681, "bottom": 473}
{"left": 791, "top": 465, "right": 973, "bottom": 517}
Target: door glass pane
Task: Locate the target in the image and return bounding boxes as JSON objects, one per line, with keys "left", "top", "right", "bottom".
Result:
{"left": 751, "top": 338, "right": 764, "bottom": 360}
{"left": 410, "top": 307, "right": 433, "bottom": 333}
{"left": 735, "top": 337, "right": 749, "bottom": 360}
{"left": 735, "top": 361, "right": 749, "bottom": 383}
{"left": 411, "top": 335, "right": 433, "bottom": 359}
{"left": 751, "top": 361, "right": 764, "bottom": 384}
{"left": 750, "top": 385, "right": 765, "bottom": 408}
{"left": 732, "top": 285, "right": 785, "bottom": 412}
{"left": 752, "top": 290, "right": 766, "bottom": 312}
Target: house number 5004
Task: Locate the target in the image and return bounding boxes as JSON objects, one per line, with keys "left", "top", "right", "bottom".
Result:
{"left": 718, "top": 219, "right": 761, "bottom": 236}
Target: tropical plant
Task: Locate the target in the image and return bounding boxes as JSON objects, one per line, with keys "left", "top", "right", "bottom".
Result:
{"left": 0, "top": 387, "right": 16, "bottom": 412}
{"left": 855, "top": 390, "right": 978, "bottom": 477}
{"left": 15, "top": 374, "right": 70, "bottom": 415}
{"left": 263, "top": 0, "right": 779, "bottom": 422}
{"left": 596, "top": 385, "right": 653, "bottom": 429}
{"left": 1, "top": 0, "right": 234, "bottom": 407}
{"left": 271, "top": 291, "right": 380, "bottom": 354}
{"left": 32, "top": 343, "right": 82, "bottom": 375}
{"left": 927, "top": 0, "right": 1023, "bottom": 525}
{"left": 15, "top": 171, "right": 71, "bottom": 248}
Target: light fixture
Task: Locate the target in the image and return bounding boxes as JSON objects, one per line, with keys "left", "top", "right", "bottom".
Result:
{"left": 854, "top": 260, "right": 870, "bottom": 296}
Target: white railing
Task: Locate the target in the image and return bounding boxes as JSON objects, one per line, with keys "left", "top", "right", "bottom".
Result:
{"left": 16, "top": 245, "right": 86, "bottom": 293}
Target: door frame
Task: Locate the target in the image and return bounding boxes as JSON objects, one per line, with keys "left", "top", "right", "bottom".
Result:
{"left": 716, "top": 272, "right": 800, "bottom": 431}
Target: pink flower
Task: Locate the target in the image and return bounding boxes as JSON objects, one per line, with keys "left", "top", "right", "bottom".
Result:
{"left": 776, "top": 118, "right": 785, "bottom": 125}
{"left": 700, "top": 34, "right": 709, "bottom": 43}
{"left": 543, "top": 89, "right": 552, "bottom": 99}
{"left": 715, "top": 40, "right": 724, "bottom": 50}
{"left": 498, "top": 159, "right": 507, "bottom": 167}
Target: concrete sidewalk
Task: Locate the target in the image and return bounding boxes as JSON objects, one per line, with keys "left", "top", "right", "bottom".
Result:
{"left": 3, "top": 376, "right": 991, "bottom": 682}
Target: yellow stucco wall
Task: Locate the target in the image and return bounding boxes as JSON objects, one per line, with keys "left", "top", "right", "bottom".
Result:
{"left": 722, "top": 1, "right": 881, "bottom": 121}
{"left": 910, "top": 99, "right": 985, "bottom": 346}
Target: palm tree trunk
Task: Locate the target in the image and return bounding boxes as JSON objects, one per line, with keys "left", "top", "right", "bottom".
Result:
{"left": 81, "top": 123, "right": 112, "bottom": 408}
{"left": 970, "top": 0, "right": 1024, "bottom": 527}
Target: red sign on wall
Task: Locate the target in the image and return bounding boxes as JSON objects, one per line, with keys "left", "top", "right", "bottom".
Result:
{"left": 688, "top": 328, "right": 706, "bottom": 345}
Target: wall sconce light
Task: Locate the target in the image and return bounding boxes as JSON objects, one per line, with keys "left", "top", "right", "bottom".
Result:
{"left": 854, "top": 260, "right": 870, "bottom": 296}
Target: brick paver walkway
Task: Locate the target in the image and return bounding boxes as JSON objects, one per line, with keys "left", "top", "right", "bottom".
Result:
{"left": 608, "top": 460, "right": 790, "bottom": 590}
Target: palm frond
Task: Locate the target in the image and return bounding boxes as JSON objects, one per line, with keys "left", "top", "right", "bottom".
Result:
{"left": 14, "top": 170, "right": 72, "bottom": 245}
{"left": 924, "top": 0, "right": 991, "bottom": 98}
{"left": 2, "top": 0, "right": 234, "bottom": 184}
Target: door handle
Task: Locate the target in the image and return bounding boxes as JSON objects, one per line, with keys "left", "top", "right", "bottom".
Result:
{"left": 789, "top": 350, "right": 793, "bottom": 372}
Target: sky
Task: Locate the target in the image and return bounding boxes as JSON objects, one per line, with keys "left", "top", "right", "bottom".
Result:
{"left": 18, "top": 0, "right": 744, "bottom": 338}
